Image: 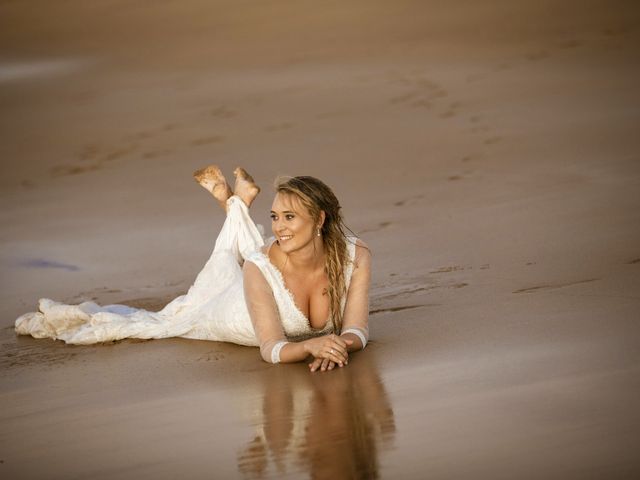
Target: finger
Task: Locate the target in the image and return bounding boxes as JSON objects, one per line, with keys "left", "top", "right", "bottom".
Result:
{"left": 325, "top": 346, "right": 346, "bottom": 364}
{"left": 331, "top": 339, "right": 348, "bottom": 352}
{"left": 310, "top": 358, "right": 322, "bottom": 372}
{"left": 327, "top": 339, "right": 347, "bottom": 355}
{"left": 328, "top": 334, "right": 348, "bottom": 349}
{"left": 331, "top": 334, "right": 348, "bottom": 349}
{"left": 324, "top": 337, "right": 345, "bottom": 352}
{"left": 329, "top": 342, "right": 349, "bottom": 362}
{"left": 326, "top": 349, "right": 346, "bottom": 366}
{"left": 321, "top": 358, "right": 330, "bottom": 371}
{"left": 328, "top": 361, "right": 336, "bottom": 370}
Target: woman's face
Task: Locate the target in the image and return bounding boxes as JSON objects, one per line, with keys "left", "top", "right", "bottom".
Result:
{"left": 270, "top": 192, "right": 318, "bottom": 254}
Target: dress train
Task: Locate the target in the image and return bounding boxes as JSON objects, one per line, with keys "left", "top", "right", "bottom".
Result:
{"left": 15, "top": 196, "right": 264, "bottom": 345}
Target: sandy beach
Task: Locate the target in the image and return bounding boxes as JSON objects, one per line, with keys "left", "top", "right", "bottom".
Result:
{"left": 1, "top": 1, "right": 640, "bottom": 478}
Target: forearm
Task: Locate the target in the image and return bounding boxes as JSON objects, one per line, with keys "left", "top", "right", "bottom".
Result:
{"left": 277, "top": 340, "right": 312, "bottom": 363}
{"left": 270, "top": 333, "right": 359, "bottom": 364}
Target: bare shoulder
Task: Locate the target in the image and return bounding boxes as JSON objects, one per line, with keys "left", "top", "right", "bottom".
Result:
{"left": 354, "top": 238, "right": 370, "bottom": 250}
{"left": 260, "top": 237, "right": 277, "bottom": 256}
{"left": 352, "top": 238, "right": 371, "bottom": 269}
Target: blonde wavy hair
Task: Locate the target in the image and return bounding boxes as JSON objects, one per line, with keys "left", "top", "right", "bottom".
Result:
{"left": 275, "top": 176, "right": 353, "bottom": 333}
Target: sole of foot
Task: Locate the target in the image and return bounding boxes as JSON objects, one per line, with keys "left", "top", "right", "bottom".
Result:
{"left": 193, "top": 165, "right": 233, "bottom": 210}
{"left": 233, "top": 167, "right": 260, "bottom": 208}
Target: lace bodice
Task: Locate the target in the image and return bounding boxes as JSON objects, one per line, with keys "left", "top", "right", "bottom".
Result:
{"left": 244, "top": 237, "right": 357, "bottom": 341}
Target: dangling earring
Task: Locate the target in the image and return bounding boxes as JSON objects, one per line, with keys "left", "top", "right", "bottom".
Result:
{"left": 316, "top": 228, "right": 321, "bottom": 237}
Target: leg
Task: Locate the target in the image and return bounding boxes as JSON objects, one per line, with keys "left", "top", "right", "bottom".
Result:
{"left": 214, "top": 195, "right": 264, "bottom": 262}
{"left": 193, "top": 164, "right": 263, "bottom": 260}
{"left": 159, "top": 166, "right": 264, "bottom": 316}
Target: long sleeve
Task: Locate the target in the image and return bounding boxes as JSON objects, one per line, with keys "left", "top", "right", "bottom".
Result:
{"left": 243, "top": 260, "right": 288, "bottom": 363}
{"left": 340, "top": 240, "right": 371, "bottom": 349}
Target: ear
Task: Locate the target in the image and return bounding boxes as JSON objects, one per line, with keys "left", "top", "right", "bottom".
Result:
{"left": 318, "top": 210, "right": 326, "bottom": 229}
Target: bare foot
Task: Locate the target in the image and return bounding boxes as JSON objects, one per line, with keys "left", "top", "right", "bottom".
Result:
{"left": 233, "top": 167, "right": 260, "bottom": 207}
{"left": 193, "top": 165, "right": 233, "bottom": 211}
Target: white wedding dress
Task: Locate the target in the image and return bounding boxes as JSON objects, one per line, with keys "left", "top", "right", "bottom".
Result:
{"left": 15, "top": 196, "right": 368, "bottom": 363}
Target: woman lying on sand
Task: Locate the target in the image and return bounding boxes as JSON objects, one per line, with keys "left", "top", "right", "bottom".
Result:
{"left": 15, "top": 167, "right": 370, "bottom": 372}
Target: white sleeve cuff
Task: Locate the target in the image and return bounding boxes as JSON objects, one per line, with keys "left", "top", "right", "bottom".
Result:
{"left": 271, "top": 341, "right": 288, "bottom": 363}
{"left": 341, "top": 328, "right": 367, "bottom": 349}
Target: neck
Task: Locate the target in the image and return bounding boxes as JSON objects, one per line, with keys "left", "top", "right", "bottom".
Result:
{"left": 282, "top": 237, "right": 325, "bottom": 272}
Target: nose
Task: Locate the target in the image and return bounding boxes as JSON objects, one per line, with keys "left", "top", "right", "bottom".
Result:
{"left": 272, "top": 217, "right": 286, "bottom": 233}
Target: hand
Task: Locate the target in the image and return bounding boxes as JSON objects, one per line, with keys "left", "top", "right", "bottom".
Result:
{"left": 309, "top": 357, "right": 346, "bottom": 372}
{"left": 304, "top": 334, "right": 353, "bottom": 366}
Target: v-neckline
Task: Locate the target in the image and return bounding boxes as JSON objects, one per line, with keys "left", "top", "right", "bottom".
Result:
{"left": 261, "top": 238, "right": 331, "bottom": 331}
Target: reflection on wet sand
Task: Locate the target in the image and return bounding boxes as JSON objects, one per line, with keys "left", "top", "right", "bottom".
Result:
{"left": 238, "top": 354, "right": 395, "bottom": 479}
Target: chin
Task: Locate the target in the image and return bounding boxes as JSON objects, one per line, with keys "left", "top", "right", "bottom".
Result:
{"left": 278, "top": 240, "right": 295, "bottom": 252}
{"left": 277, "top": 236, "right": 309, "bottom": 253}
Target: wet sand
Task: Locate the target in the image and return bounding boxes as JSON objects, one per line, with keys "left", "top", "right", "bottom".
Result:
{"left": 1, "top": 1, "right": 640, "bottom": 478}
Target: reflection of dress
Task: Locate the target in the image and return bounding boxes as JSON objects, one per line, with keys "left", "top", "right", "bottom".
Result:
{"left": 15, "top": 196, "right": 359, "bottom": 357}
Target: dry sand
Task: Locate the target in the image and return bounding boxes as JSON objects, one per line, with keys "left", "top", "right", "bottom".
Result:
{"left": 1, "top": 1, "right": 640, "bottom": 478}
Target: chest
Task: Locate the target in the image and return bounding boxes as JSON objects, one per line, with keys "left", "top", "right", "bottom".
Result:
{"left": 282, "top": 271, "right": 330, "bottom": 329}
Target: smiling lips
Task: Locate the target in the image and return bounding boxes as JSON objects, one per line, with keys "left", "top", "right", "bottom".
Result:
{"left": 279, "top": 235, "right": 293, "bottom": 242}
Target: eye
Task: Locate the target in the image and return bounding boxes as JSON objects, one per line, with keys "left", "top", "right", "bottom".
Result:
{"left": 285, "top": 214, "right": 295, "bottom": 220}
{"left": 270, "top": 214, "right": 277, "bottom": 221}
